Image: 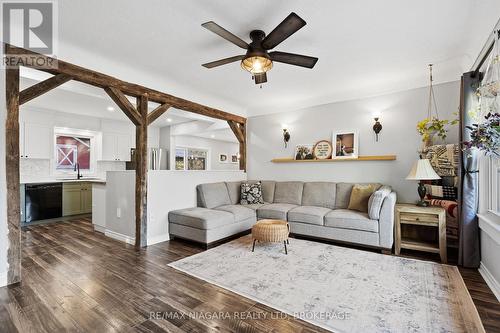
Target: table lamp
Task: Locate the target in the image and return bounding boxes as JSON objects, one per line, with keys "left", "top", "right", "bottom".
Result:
{"left": 406, "top": 159, "right": 441, "bottom": 206}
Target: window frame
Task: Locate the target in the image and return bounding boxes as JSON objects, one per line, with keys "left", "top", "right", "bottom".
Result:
{"left": 174, "top": 145, "right": 210, "bottom": 171}
{"left": 479, "top": 153, "right": 500, "bottom": 225}
{"left": 53, "top": 127, "right": 98, "bottom": 177}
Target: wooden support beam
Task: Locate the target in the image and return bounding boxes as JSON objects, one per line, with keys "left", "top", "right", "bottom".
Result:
{"left": 147, "top": 103, "right": 170, "bottom": 126}
{"left": 135, "top": 95, "right": 148, "bottom": 248}
{"left": 5, "top": 65, "right": 21, "bottom": 284}
{"left": 227, "top": 120, "right": 246, "bottom": 171}
{"left": 5, "top": 44, "right": 246, "bottom": 124}
{"left": 19, "top": 74, "right": 72, "bottom": 105}
{"left": 104, "top": 87, "right": 142, "bottom": 125}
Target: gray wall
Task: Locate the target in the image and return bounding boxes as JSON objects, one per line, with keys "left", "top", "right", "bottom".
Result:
{"left": 0, "top": 61, "right": 7, "bottom": 284}
{"left": 247, "top": 81, "right": 460, "bottom": 203}
{"left": 159, "top": 126, "right": 170, "bottom": 150}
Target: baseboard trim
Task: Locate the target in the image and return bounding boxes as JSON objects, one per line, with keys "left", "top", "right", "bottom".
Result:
{"left": 147, "top": 233, "right": 170, "bottom": 246}
{"left": 104, "top": 229, "right": 135, "bottom": 245}
{"left": 93, "top": 224, "right": 106, "bottom": 233}
{"left": 479, "top": 262, "right": 500, "bottom": 302}
{"left": 0, "top": 271, "right": 7, "bottom": 287}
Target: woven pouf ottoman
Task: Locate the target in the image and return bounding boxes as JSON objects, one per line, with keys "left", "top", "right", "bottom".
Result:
{"left": 251, "top": 219, "right": 290, "bottom": 254}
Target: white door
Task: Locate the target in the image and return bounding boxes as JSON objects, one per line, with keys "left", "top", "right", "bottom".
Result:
{"left": 24, "top": 123, "right": 52, "bottom": 159}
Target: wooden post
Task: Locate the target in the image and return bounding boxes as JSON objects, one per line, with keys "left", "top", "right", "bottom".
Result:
{"left": 239, "top": 122, "right": 246, "bottom": 172}
{"left": 5, "top": 65, "right": 21, "bottom": 284}
{"left": 135, "top": 94, "right": 148, "bottom": 248}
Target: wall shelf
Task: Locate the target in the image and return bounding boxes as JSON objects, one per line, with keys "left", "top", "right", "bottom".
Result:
{"left": 271, "top": 155, "right": 397, "bottom": 163}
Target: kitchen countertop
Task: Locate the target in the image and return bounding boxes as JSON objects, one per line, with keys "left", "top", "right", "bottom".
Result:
{"left": 20, "top": 178, "right": 106, "bottom": 185}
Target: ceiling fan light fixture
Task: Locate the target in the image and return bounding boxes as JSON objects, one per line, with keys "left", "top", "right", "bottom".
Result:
{"left": 241, "top": 55, "right": 273, "bottom": 74}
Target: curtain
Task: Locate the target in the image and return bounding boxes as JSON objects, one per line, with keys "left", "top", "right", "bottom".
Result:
{"left": 458, "top": 72, "right": 481, "bottom": 268}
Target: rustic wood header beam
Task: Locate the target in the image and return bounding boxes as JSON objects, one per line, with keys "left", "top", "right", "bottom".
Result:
{"left": 147, "top": 103, "right": 170, "bottom": 126}
{"left": 227, "top": 120, "right": 247, "bottom": 171}
{"left": 19, "top": 73, "right": 72, "bottom": 105}
{"left": 104, "top": 87, "right": 142, "bottom": 125}
{"left": 5, "top": 44, "right": 246, "bottom": 124}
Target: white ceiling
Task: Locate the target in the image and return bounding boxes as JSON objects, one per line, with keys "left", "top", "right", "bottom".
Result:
{"left": 16, "top": 0, "right": 500, "bottom": 119}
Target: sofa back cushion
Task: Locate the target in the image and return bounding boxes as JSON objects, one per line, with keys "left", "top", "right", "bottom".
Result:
{"left": 302, "top": 182, "right": 336, "bottom": 209}
{"left": 273, "top": 181, "right": 304, "bottom": 205}
{"left": 225, "top": 181, "right": 242, "bottom": 205}
{"left": 196, "top": 182, "right": 231, "bottom": 208}
{"left": 335, "top": 183, "right": 381, "bottom": 209}
{"left": 247, "top": 180, "right": 276, "bottom": 203}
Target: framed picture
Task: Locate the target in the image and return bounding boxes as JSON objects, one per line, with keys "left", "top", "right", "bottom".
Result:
{"left": 230, "top": 154, "right": 238, "bottom": 163}
{"left": 313, "top": 140, "right": 333, "bottom": 159}
{"left": 332, "top": 130, "right": 359, "bottom": 159}
{"left": 219, "top": 154, "right": 228, "bottom": 163}
{"left": 294, "top": 144, "right": 314, "bottom": 160}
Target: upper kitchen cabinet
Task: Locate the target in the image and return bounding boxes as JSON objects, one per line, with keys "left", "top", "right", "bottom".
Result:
{"left": 20, "top": 122, "right": 52, "bottom": 159}
{"left": 99, "top": 132, "right": 132, "bottom": 161}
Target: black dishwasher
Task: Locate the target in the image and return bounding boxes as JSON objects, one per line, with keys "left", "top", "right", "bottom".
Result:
{"left": 25, "top": 183, "right": 63, "bottom": 222}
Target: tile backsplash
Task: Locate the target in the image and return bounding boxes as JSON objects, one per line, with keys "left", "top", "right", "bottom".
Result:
{"left": 20, "top": 159, "right": 126, "bottom": 182}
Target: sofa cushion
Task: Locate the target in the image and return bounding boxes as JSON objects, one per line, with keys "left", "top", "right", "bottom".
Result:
{"left": 240, "top": 182, "right": 264, "bottom": 204}
{"left": 302, "top": 182, "right": 336, "bottom": 209}
{"left": 368, "top": 186, "right": 392, "bottom": 220}
{"left": 225, "top": 181, "right": 242, "bottom": 205}
{"left": 169, "top": 207, "right": 234, "bottom": 230}
{"left": 248, "top": 180, "right": 276, "bottom": 203}
{"left": 257, "top": 203, "right": 298, "bottom": 220}
{"left": 197, "top": 182, "right": 231, "bottom": 209}
{"left": 288, "top": 206, "right": 332, "bottom": 225}
{"left": 215, "top": 205, "right": 256, "bottom": 222}
{"left": 242, "top": 203, "right": 268, "bottom": 210}
{"left": 273, "top": 182, "right": 304, "bottom": 205}
{"left": 324, "top": 209, "right": 379, "bottom": 233}
{"left": 348, "top": 184, "right": 379, "bottom": 212}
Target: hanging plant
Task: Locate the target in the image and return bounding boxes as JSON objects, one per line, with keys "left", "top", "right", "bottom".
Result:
{"left": 477, "top": 31, "right": 500, "bottom": 99}
{"left": 417, "top": 116, "right": 459, "bottom": 143}
{"left": 464, "top": 112, "right": 500, "bottom": 156}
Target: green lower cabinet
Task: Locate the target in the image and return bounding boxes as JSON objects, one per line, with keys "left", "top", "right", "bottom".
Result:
{"left": 62, "top": 182, "right": 92, "bottom": 216}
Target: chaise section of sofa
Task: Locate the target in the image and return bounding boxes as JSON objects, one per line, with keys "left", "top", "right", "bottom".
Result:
{"left": 168, "top": 180, "right": 397, "bottom": 250}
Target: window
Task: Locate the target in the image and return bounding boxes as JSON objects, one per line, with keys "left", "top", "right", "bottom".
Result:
{"left": 54, "top": 128, "right": 97, "bottom": 175}
{"left": 479, "top": 155, "right": 500, "bottom": 217}
{"left": 175, "top": 147, "right": 208, "bottom": 170}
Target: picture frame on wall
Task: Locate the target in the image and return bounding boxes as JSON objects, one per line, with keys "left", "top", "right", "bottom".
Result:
{"left": 230, "top": 154, "right": 238, "bottom": 164}
{"left": 313, "top": 140, "right": 333, "bottom": 159}
{"left": 294, "top": 144, "right": 314, "bottom": 160}
{"left": 219, "top": 154, "right": 228, "bottom": 163}
{"left": 332, "top": 130, "right": 359, "bottom": 159}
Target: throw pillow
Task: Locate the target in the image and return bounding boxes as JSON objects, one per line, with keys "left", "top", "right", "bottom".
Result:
{"left": 348, "top": 184, "right": 378, "bottom": 212}
{"left": 368, "top": 185, "right": 392, "bottom": 219}
{"left": 240, "top": 181, "right": 264, "bottom": 205}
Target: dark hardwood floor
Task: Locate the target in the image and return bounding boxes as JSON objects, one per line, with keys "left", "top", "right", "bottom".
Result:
{"left": 0, "top": 217, "right": 498, "bottom": 332}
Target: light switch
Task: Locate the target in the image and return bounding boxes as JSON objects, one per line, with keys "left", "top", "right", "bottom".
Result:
{"left": 116, "top": 208, "right": 121, "bottom": 218}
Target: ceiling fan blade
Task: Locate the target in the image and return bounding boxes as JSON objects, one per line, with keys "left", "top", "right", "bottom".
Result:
{"left": 262, "top": 12, "right": 306, "bottom": 50}
{"left": 202, "top": 21, "right": 249, "bottom": 49}
{"left": 254, "top": 72, "right": 267, "bottom": 84}
{"left": 202, "top": 55, "right": 246, "bottom": 69}
{"left": 270, "top": 51, "right": 318, "bottom": 68}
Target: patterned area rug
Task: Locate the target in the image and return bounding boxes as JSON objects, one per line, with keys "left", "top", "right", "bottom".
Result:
{"left": 168, "top": 236, "right": 484, "bottom": 333}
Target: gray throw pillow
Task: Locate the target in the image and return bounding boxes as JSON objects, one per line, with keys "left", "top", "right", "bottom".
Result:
{"left": 240, "top": 182, "right": 264, "bottom": 205}
{"left": 368, "top": 185, "right": 392, "bottom": 220}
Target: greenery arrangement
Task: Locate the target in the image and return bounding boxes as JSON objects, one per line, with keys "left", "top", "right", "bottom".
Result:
{"left": 416, "top": 115, "right": 459, "bottom": 144}
{"left": 464, "top": 112, "right": 500, "bottom": 156}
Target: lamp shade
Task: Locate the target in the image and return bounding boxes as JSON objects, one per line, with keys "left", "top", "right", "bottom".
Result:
{"left": 406, "top": 159, "right": 441, "bottom": 180}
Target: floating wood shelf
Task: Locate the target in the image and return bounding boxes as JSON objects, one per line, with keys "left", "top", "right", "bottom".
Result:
{"left": 271, "top": 155, "right": 397, "bottom": 163}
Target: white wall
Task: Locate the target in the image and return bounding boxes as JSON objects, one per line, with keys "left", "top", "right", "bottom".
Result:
{"left": 246, "top": 81, "right": 460, "bottom": 203}
{"left": 159, "top": 126, "right": 170, "bottom": 150}
{"left": 171, "top": 135, "right": 240, "bottom": 171}
{"left": 478, "top": 216, "right": 500, "bottom": 301}
{"left": 0, "top": 56, "right": 8, "bottom": 286}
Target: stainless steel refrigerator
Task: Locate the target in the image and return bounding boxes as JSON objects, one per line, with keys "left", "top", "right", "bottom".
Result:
{"left": 126, "top": 148, "right": 169, "bottom": 170}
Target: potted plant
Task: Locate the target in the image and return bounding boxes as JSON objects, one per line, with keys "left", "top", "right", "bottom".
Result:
{"left": 417, "top": 116, "right": 459, "bottom": 148}
{"left": 464, "top": 112, "right": 500, "bottom": 156}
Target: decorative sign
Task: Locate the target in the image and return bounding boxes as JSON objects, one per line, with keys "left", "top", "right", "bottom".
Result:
{"left": 313, "top": 140, "right": 333, "bottom": 159}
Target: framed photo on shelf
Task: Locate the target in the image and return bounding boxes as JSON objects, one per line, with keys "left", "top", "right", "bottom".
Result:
{"left": 294, "top": 144, "right": 314, "bottom": 160}
{"left": 219, "top": 154, "right": 228, "bottom": 163}
{"left": 332, "top": 130, "right": 359, "bottom": 159}
{"left": 313, "top": 140, "right": 333, "bottom": 159}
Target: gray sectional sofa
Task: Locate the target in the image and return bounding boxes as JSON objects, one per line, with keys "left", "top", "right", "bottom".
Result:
{"left": 168, "top": 181, "right": 397, "bottom": 251}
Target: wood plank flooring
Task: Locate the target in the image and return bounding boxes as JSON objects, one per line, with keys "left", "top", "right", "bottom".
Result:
{"left": 0, "top": 217, "right": 498, "bottom": 332}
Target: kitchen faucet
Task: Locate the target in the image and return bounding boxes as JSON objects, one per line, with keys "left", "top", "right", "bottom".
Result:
{"left": 74, "top": 162, "right": 82, "bottom": 179}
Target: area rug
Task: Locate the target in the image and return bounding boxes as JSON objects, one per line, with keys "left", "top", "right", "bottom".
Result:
{"left": 168, "top": 236, "right": 484, "bottom": 333}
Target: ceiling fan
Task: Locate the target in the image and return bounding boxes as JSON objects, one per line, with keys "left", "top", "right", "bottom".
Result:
{"left": 201, "top": 12, "right": 318, "bottom": 85}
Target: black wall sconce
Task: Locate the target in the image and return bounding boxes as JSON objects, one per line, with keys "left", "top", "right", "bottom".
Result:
{"left": 283, "top": 127, "right": 290, "bottom": 148}
{"left": 373, "top": 117, "right": 382, "bottom": 141}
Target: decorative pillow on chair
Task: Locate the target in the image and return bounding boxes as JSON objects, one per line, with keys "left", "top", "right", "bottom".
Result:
{"left": 240, "top": 181, "right": 264, "bottom": 205}
{"left": 348, "top": 184, "right": 379, "bottom": 212}
{"left": 368, "top": 185, "right": 392, "bottom": 219}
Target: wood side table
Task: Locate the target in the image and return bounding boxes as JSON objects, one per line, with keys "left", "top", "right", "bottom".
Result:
{"left": 395, "top": 204, "right": 447, "bottom": 263}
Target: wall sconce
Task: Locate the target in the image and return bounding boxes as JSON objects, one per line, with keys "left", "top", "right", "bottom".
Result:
{"left": 282, "top": 124, "right": 290, "bottom": 148}
{"left": 372, "top": 115, "right": 382, "bottom": 142}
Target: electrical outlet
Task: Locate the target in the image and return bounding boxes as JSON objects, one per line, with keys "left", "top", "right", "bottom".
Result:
{"left": 116, "top": 208, "right": 121, "bottom": 218}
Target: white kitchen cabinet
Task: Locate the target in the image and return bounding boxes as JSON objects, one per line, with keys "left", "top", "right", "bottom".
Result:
{"left": 99, "top": 132, "right": 132, "bottom": 162}
{"left": 20, "top": 122, "right": 52, "bottom": 159}
{"left": 62, "top": 182, "right": 92, "bottom": 216}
